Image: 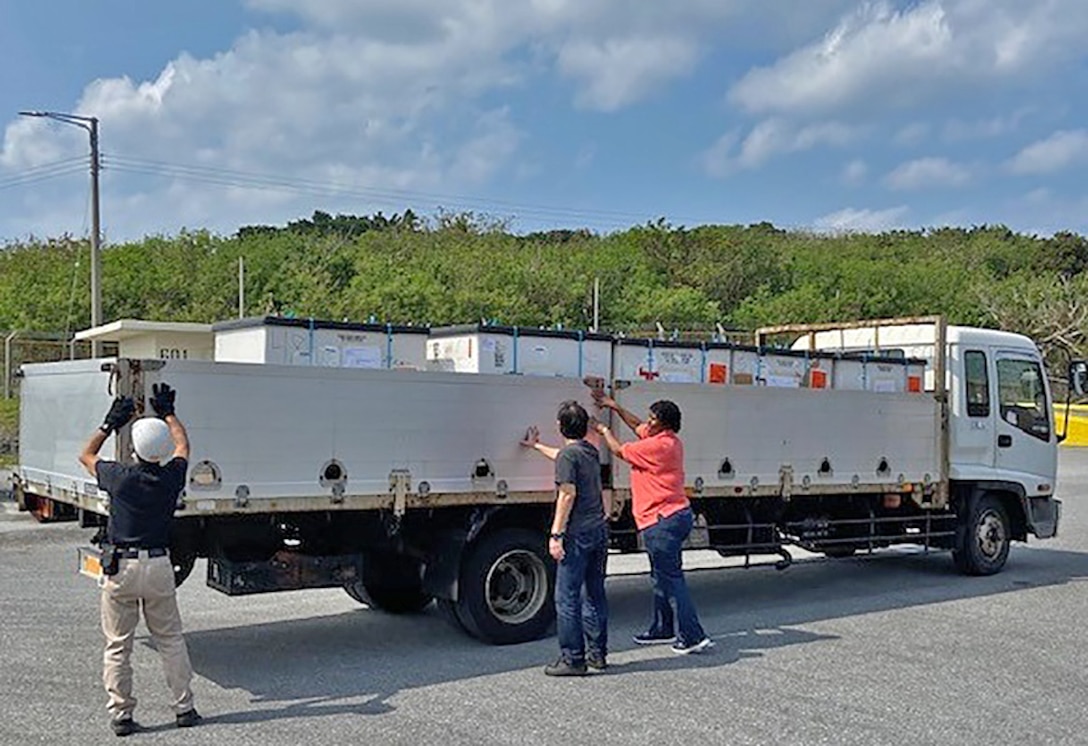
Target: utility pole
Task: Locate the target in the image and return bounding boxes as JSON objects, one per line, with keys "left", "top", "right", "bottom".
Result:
{"left": 19, "top": 111, "right": 102, "bottom": 356}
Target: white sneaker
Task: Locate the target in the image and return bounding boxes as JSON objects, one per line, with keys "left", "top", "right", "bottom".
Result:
{"left": 671, "top": 637, "right": 714, "bottom": 655}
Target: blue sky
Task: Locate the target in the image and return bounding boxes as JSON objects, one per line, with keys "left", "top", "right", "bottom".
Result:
{"left": 2, "top": 0, "right": 1088, "bottom": 242}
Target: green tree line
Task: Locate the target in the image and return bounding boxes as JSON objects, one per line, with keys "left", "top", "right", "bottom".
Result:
{"left": 3, "top": 211, "right": 1087, "bottom": 366}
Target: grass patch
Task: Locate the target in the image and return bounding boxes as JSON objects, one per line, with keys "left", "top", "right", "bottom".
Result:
{"left": 0, "top": 398, "right": 17, "bottom": 467}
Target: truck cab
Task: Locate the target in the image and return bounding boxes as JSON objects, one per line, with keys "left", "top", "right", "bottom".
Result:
{"left": 787, "top": 320, "right": 1060, "bottom": 543}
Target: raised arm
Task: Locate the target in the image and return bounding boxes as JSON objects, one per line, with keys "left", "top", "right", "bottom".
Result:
{"left": 79, "top": 397, "right": 135, "bottom": 476}
{"left": 520, "top": 426, "right": 560, "bottom": 461}
{"left": 165, "top": 414, "right": 190, "bottom": 462}
{"left": 592, "top": 390, "right": 642, "bottom": 434}
{"left": 151, "top": 383, "right": 189, "bottom": 461}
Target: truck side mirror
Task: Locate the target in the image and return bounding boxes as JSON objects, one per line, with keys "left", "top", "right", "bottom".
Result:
{"left": 1069, "top": 360, "right": 1088, "bottom": 397}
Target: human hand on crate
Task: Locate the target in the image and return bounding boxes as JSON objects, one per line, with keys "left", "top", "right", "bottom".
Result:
{"left": 519, "top": 426, "right": 540, "bottom": 448}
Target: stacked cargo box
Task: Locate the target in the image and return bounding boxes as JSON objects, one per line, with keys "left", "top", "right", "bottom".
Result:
{"left": 425, "top": 324, "right": 613, "bottom": 379}
{"left": 212, "top": 316, "right": 430, "bottom": 370}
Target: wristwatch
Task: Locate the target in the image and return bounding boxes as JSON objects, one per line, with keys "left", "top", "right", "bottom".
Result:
{"left": 549, "top": 532, "right": 565, "bottom": 540}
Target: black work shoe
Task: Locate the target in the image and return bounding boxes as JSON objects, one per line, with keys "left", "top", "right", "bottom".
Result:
{"left": 586, "top": 654, "right": 608, "bottom": 671}
{"left": 176, "top": 709, "right": 202, "bottom": 728}
{"left": 543, "top": 658, "right": 587, "bottom": 677}
{"left": 111, "top": 718, "right": 137, "bottom": 737}
{"left": 632, "top": 631, "right": 676, "bottom": 645}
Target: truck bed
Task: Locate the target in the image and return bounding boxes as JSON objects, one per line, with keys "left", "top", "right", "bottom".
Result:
{"left": 18, "top": 358, "right": 942, "bottom": 517}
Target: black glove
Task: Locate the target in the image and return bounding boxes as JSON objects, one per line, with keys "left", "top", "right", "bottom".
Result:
{"left": 150, "top": 382, "right": 177, "bottom": 418}
{"left": 101, "top": 397, "right": 135, "bottom": 433}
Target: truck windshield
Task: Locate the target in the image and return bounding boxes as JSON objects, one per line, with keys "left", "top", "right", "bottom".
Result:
{"left": 996, "top": 358, "right": 1050, "bottom": 441}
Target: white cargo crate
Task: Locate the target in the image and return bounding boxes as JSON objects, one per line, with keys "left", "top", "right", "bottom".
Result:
{"left": 613, "top": 339, "right": 705, "bottom": 383}
{"left": 759, "top": 350, "right": 810, "bottom": 388}
{"left": 705, "top": 344, "right": 830, "bottom": 389}
{"left": 829, "top": 353, "right": 925, "bottom": 393}
{"left": 213, "top": 317, "right": 429, "bottom": 370}
{"left": 426, "top": 325, "right": 612, "bottom": 379}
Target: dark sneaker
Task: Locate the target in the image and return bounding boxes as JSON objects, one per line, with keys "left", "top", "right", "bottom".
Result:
{"left": 586, "top": 654, "right": 608, "bottom": 671}
{"left": 111, "top": 718, "right": 137, "bottom": 737}
{"left": 671, "top": 637, "right": 715, "bottom": 655}
{"left": 543, "top": 658, "right": 588, "bottom": 677}
{"left": 633, "top": 631, "right": 676, "bottom": 646}
{"left": 176, "top": 709, "right": 202, "bottom": 728}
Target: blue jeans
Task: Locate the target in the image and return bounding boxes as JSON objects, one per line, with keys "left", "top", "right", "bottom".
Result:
{"left": 555, "top": 523, "right": 609, "bottom": 664}
{"left": 640, "top": 507, "right": 706, "bottom": 646}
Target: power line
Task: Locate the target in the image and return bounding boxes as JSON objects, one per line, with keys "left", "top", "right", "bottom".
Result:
{"left": 102, "top": 153, "right": 670, "bottom": 228}
{"left": 0, "top": 161, "right": 88, "bottom": 191}
{"left": 0, "top": 154, "right": 87, "bottom": 178}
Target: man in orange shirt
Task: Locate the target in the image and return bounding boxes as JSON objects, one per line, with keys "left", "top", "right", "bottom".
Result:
{"left": 592, "top": 393, "right": 713, "bottom": 654}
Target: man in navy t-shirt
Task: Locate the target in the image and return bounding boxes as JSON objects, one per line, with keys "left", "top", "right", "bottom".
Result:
{"left": 521, "top": 400, "right": 609, "bottom": 676}
{"left": 79, "top": 383, "right": 201, "bottom": 736}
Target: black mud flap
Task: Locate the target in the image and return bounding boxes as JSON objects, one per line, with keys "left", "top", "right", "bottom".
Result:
{"left": 421, "top": 530, "right": 468, "bottom": 602}
{"left": 1026, "top": 496, "right": 1061, "bottom": 539}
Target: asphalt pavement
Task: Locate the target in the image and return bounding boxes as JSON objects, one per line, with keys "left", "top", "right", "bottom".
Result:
{"left": 3, "top": 453, "right": 1088, "bottom": 745}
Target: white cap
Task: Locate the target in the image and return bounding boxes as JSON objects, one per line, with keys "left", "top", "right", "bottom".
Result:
{"left": 131, "top": 417, "right": 174, "bottom": 463}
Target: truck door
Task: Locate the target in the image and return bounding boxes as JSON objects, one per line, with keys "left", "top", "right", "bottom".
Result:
{"left": 993, "top": 352, "right": 1056, "bottom": 484}
{"left": 952, "top": 347, "right": 995, "bottom": 469}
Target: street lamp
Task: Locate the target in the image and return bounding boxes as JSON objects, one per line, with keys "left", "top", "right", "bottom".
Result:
{"left": 18, "top": 110, "right": 102, "bottom": 356}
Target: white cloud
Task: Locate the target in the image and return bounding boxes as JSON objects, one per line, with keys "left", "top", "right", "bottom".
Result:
{"left": 699, "top": 130, "right": 742, "bottom": 179}
{"left": 893, "top": 122, "right": 930, "bottom": 147}
{"left": 557, "top": 36, "right": 699, "bottom": 111}
{"left": 813, "top": 205, "right": 909, "bottom": 233}
{"left": 1007, "top": 129, "right": 1088, "bottom": 174}
{"left": 841, "top": 159, "right": 867, "bottom": 185}
{"left": 701, "top": 118, "right": 860, "bottom": 176}
{"left": 884, "top": 157, "right": 972, "bottom": 190}
{"left": 728, "top": 0, "right": 1088, "bottom": 115}
{"left": 942, "top": 108, "right": 1031, "bottom": 141}
{"left": 1, "top": 1, "right": 871, "bottom": 240}
{"left": 243, "top": 0, "right": 858, "bottom": 114}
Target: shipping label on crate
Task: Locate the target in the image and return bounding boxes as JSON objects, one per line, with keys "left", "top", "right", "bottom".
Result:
{"left": 343, "top": 346, "right": 383, "bottom": 368}
{"left": 656, "top": 349, "right": 701, "bottom": 383}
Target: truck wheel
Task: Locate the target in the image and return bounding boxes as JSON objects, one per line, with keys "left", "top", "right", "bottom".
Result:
{"left": 953, "top": 494, "right": 1010, "bottom": 576}
{"left": 822, "top": 546, "right": 857, "bottom": 559}
{"left": 344, "top": 554, "right": 434, "bottom": 614}
{"left": 454, "top": 528, "right": 554, "bottom": 645}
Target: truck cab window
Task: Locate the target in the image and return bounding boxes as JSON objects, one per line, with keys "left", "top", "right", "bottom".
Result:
{"left": 964, "top": 350, "right": 989, "bottom": 417}
{"left": 997, "top": 358, "right": 1050, "bottom": 441}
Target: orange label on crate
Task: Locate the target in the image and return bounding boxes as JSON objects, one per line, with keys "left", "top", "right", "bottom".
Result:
{"left": 708, "top": 362, "right": 728, "bottom": 384}
{"left": 809, "top": 369, "right": 828, "bottom": 389}
{"left": 907, "top": 375, "right": 922, "bottom": 393}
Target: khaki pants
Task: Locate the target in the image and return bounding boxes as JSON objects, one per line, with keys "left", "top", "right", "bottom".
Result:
{"left": 100, "top": 554, "right": 194, "bottom": 721}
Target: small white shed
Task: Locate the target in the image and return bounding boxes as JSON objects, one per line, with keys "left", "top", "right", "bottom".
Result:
{"left": 74, "top": 319, "right": 214, "bottom": 360}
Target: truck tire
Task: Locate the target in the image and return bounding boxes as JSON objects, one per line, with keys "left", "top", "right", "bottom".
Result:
{"left": 452, "top": 528, "right": 554, "bottom": 645}
{"left": 344, "top": 554, "right": 434, "bottom": 614}
{"left": 953, "top": 493, "right": 1010, "bottom": 576}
